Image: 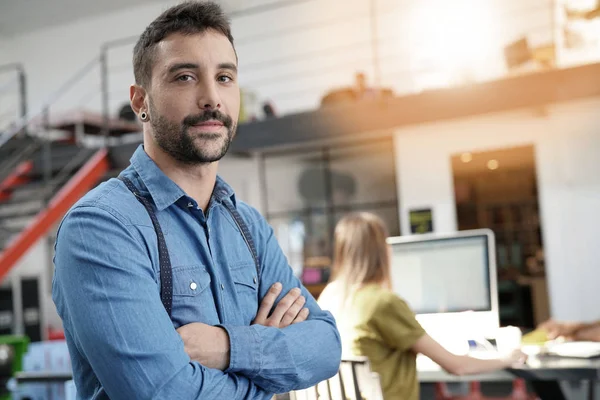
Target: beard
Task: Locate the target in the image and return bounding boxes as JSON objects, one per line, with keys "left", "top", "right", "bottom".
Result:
{"left": 148, "top": 99, "right": 236, "bottom": 165}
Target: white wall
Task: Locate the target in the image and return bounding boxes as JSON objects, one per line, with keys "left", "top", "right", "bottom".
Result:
{"left": 1, "top": 1, "right": 177, "bottom": 117}
{"left": 394, "top": 97, "right": 600, "bottom": 322}
{"left": 0, "top": 39, "right": 11, "bottom": 65}
{"left": 0, "top": 39, "right": 19, "bottom": 129}
{"left": 0, "top": 0, "right": 555, "bottom": 118}
{"left": 218, "top": 153, "right": 264, "bottom": 213}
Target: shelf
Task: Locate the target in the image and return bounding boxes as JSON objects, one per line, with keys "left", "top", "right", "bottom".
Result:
{"left": 232, "top": 63, "right": 600, "bottom": 153}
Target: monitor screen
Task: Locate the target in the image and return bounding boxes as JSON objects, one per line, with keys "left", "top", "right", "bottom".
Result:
{"left": 389, "top": 234, "right": 492, "bottom": 315}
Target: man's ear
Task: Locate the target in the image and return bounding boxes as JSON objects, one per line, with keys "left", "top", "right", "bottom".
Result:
{"left": 130, "top": 84, "right": 147, "bottom": 115}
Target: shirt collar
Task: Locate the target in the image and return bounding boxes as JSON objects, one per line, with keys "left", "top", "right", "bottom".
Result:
{"left": 130, "top": 145, "right": 237, "bottom": 210}
{"left": 214, "top": 175, "right": 237, "bottom": 207}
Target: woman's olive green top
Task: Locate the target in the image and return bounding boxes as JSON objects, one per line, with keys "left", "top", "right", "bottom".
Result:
{"left": 319, "top": 283, "right": 426, "bottom": 400}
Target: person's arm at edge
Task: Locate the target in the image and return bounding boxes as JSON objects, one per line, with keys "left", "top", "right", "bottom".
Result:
{"left": 539, "top": 319, "right": 600, "bottom": 341}
{"left": 52, "top": 205, "right": 273, "bottom": 400}
{"left": 574, "top": 322, "right": 600, "bottom": 342}
{"left": 219, "top": 208, "right": 341, "bottom": 393}
{"left": 373, "top": 292, "right": 524, "bottom": 377}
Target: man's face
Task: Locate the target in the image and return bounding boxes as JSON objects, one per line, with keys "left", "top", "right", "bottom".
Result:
{"left": 146, "top": 30, "right": 239, "bottom": 164}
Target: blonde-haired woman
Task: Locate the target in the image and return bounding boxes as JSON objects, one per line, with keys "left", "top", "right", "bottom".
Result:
{"left": 318, "top": 212, "right": 525, "bottom": 400}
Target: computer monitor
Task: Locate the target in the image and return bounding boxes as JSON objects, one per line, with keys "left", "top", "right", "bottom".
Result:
{"left": 386, "top": 229, "right": 499, "bottom": 338}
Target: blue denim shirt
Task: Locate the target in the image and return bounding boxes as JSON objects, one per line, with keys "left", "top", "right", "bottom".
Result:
{"left": 52, "top": 145, "right": 341, "bottom": 399}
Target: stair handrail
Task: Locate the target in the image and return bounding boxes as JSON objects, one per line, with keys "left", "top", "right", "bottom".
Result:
{"left": 0, "top": 56, "right": 100, "bottom": 149}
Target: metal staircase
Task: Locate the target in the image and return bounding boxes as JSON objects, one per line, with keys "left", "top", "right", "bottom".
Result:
{"left": 0, "top": 60, "right": 140, "bottom": 304}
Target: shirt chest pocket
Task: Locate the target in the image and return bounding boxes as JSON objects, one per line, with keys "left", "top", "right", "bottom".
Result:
{"left": 230, "top": 262, "right": 259, "bottom": 325}
{"left": 170, "top": 266, "right": 218, "bottom": 326}
{"left": 172, "top": 266, "right": 211, "bottom": 296}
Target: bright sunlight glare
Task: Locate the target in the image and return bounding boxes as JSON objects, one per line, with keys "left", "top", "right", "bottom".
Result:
{"left": 409, "top": 0, "right": 499, "bottom": 86}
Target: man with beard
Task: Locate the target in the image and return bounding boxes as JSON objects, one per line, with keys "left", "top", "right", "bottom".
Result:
{"left": 52, "top": 2, "right": 341, "bottom": 399}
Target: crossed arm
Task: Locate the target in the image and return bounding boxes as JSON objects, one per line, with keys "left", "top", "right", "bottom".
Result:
{"left": 177, "top": 283, "right": 311, "bottom": 371}
{"left": 53, "top": 205, "right": 341, "bottom": 399}
{"left": 176, "top": 215, "right": 343, "bottom": 394}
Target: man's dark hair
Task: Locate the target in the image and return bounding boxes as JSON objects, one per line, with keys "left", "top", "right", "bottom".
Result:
{"left": 133, "top": 1, "right": 234, "bottom": 87}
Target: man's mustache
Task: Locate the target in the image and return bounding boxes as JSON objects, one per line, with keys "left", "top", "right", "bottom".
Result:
{"left": 183, "top": 110, "right": 232, "bottom": 129}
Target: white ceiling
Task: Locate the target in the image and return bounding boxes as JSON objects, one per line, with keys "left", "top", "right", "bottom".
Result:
{"left": 0, "top": 0, "right": 244, "bottom": 37}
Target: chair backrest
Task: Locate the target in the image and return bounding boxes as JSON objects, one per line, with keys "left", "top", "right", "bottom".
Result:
{"left": 290, "top": 357, "right": 384, "bottom": 400}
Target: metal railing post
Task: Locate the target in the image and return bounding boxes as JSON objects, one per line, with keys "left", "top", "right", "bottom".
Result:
{"left": 17, "top": 65, "right": 27, "bottom": 136}
{"left": 100, "top": 46, "right": 110, "bottom": 145}
{"left": 42, "top": 106, "right": 52, "bottom": 205}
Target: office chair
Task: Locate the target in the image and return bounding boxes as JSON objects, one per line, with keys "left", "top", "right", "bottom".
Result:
{"left": 290, "top": 356, "right": 384, "bottom": 400}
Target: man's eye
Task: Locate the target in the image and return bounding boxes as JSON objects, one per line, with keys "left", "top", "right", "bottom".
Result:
{"left": 177, "top": 75, "right": 194, "bottom": 82}
{"left": 218, "top": 75, "right": 233, "bottom": 83}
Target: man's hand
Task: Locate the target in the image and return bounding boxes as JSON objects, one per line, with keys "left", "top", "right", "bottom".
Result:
{"left": 253, "top": 283, "right": 309, "bottom": 328}
{"left": 177, "top": 323, "right": 230, "bottom": 370}
{"left": 178, "top": 284, "right": 309, "bottom": 370}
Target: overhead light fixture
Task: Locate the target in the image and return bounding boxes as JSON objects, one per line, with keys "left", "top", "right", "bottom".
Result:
{"left": 487, "top": 159, "right": 499, "bottom": 170}
{"left": 460, "top": 152, "right": 473, "bottom": 163}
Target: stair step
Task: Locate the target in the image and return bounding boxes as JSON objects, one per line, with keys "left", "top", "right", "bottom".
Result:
{"left": 0, "top": 232, "right": 16, "bottom": 245}
{"left": 0, "top": 180, "right": 65, "bottom": 204}
{"left": 0, "top": 216, "right": 31, "bottom": 231}
{"left": 0, "top": 225, "right": 21, "bottom": 235}
{"left": 0, "top": 191, "right": 44, "bottom": 202}
{"left": 3, "top": 181, "right": 49, "bottom": 199}
{"left": 0, "top": 206, "right": 41, "bottom": 220}
{"left": 0, "top": 141, "right": 39, "bottom": 184}
{"left": 0, "top": 216, "right": 33, "bottom": 233}
{"left": 0, "top": 136, "right": 37, "bottom": 155}
{"left": 0, "top": 199, "right": 43, "bottom": 217}
{"left": 29, "top": 147, "right": 96, "bottom": 178}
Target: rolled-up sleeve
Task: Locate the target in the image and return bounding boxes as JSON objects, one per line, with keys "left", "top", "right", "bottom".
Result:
{"left": 221, "top": 215, "right": 342, "bottom": 393}
{"left": 52, "top": 205, "right": 273, "bottom": 400}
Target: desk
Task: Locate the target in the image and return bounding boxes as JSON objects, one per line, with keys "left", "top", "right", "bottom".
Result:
{"left": 418, "top": 355, "right": 513, "bottom": 383}
{"left": 13, "top": 371, "right": 73, "bottom": 384}
{"left": 511, "top": 357, "right": 600, "bottom": 400}
{"left": 419, "top": 356, "right": 600, "bottom": 400}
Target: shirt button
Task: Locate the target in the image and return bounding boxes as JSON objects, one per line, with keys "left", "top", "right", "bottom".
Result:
{"left": 253, "top": 276, "right": 257, "bottom": 284}
{"left": 221, "top": 284, "right": 225, "bottom": 290}
{"left": 187, "top": 202, "right": 194, "bottom": 208}
{"left": 190, "top": 282, "right": 197, "bottom": 290}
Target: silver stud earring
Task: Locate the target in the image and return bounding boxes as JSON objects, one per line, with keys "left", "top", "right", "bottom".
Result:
{"left": 140, "top": 111, "right": 149, "bottom": 122}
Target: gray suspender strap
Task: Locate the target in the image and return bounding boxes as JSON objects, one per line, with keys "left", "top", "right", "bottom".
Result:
{"left": 119, "top": 176, "right": 261, "bottom": 317}
{"left": 119, "top": 176, "right": 173, "bottom": 317}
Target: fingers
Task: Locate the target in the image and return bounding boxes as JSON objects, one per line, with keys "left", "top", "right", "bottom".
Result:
{"left": 280, "top": 294, "right": 306, "bottom": 327}
{"left": 512, "top": 350, "right": 528, "bottom": 365}
{"left": 253, "top": 282, "right": 282, "bottom": 325}
{"left": 505, "top": 350, "right": 527, "bottom": 367}
{"left": 539, "top": 320, "right": 562, "bottom": 339}
{"left": 268, "top": 287, "right": 302, "bottom": 326}
{"left": 547, "top": 323, "right": 571, "bottom": 340}
{"left": 292, "top": 307, "right": 310, "bottom": 324}
{"left": 538, "top": 319, "right": 555, "bottom": 329}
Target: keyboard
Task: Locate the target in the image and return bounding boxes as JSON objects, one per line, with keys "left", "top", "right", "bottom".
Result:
{"left": 546, "top": 342, "right": 600, "bottom": 358}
